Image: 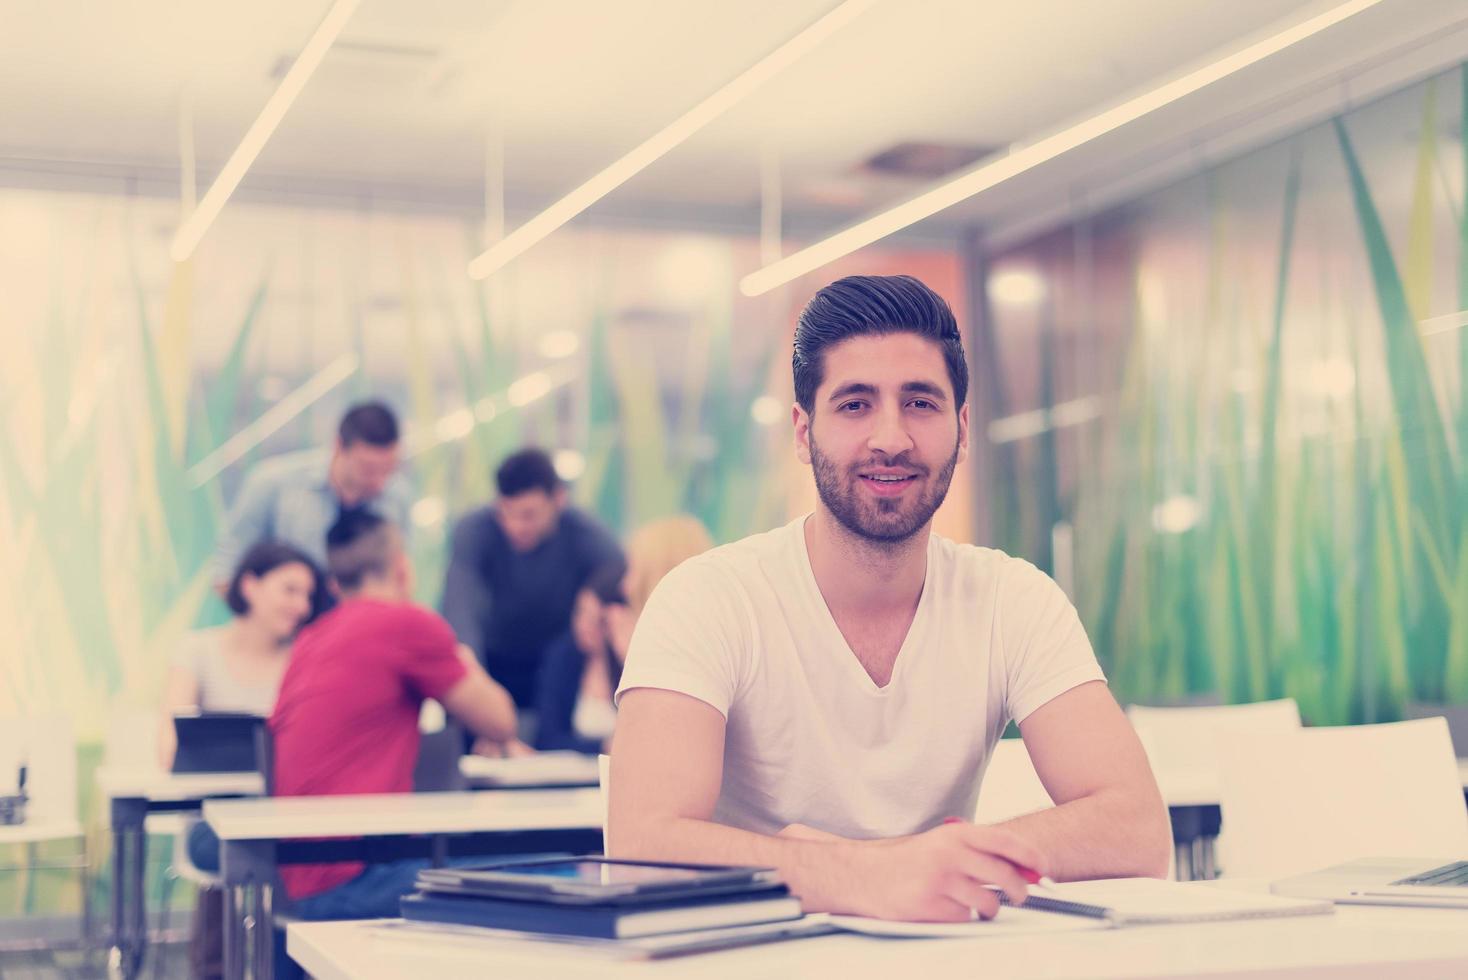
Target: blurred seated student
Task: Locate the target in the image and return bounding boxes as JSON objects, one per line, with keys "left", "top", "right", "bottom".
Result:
{"left": 534, "top": 516, "right": 714, "bottom": 753}
{"left": 158, "top": 540, "right": 323, "bottom": 980}
{"left": 269, "top": 510, "right": 519, "bottom": 928}
{"left": 159, "top": 540, "right": 326, "bottom": 768}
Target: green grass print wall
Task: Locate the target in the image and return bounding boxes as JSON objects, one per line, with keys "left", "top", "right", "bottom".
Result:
{"left": 990, "top": 65, "right": 1468, "bottom": 725}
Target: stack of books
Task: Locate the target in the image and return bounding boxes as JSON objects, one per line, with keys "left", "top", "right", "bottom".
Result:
{"left": 400, "top": 862, "right": 804, "bottom": 941}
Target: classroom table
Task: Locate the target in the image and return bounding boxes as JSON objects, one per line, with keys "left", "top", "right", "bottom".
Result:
{"left": 203, "top": 787, "right": 604, "bottom": 980}
{"left": 95, "top": 766, "right": 264, "bottom": 980}
{"left": 287, "top": 897, "right": 1468, "bottom": 980}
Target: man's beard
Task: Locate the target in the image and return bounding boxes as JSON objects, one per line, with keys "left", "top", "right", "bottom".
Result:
{"left": 809, "top": 432, "right": 959, "bottom": 547}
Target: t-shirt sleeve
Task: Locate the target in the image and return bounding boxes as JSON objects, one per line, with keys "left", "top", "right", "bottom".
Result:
{"left": 999, "top": 557, "right": 1106, "bottom": 725}
{"left": 395, "top": 606, "right": 469, "bottom": 702}
{"left": 613, "top": 556, "right": 750, "bottom": 718}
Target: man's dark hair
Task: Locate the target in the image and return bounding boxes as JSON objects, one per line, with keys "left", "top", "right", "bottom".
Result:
{"left": 225, "top": 540, "right": 327, "bottom": 622}
{"left": 496, "top": 447, "right": 561, "bottom": 498}
{"left": 338, "top": 401, "right": 399, "bottom": 448}
{"left": 325, "top": 511, "right": 399, "bottom": 592}
{"left": 585, "top": 559, "right": 628, "bottom": 607}
{"left": 792, "top": 275, "right": 968, "bottom": 413}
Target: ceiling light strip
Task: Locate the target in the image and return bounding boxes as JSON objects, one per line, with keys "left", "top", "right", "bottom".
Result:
{"left": 187, "top": 353, "right": 359, "bottom": 487}
{"left": 739, "top": 0, "right": 1383, "bottom": 296}
{"left": 467, "top": 0, "right": 877, "bottom": 280}
{"left": 170, "top": 0, "right": 361, "bottom": 262}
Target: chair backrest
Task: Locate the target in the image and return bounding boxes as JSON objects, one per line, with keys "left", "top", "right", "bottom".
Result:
{"left": 0, "top": 714, "right": 78, "bottom": 823}
{"left": 974, "top": 739, "right": 1054, "bottom": 824}
{"left": 1218, "top": 717, "right": 1468, "bottom": 879}
{"left": 1404, "top": 702, "right": 1468, "bottom": 758}
{"left": 102, "top": 707, "right": 162, "bottom": 770}
{"left": 598, "top": 753, "right": 611, "bottom": 854}
{"left": 1127, "top": 698, "right": 1302, "bottom": 777}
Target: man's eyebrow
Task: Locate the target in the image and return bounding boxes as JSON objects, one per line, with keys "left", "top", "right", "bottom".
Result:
{"left": 827, "top": 382, "right": 878, "bottom": 402}
{"left": 901, "top": 381, "right": 948, "bottom": 400}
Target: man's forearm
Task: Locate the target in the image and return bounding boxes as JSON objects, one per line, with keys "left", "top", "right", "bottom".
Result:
{"left": 612, "top": 816, "right": 868, "bottom": 913}
{"left": 995, "top": 786, "right": 1170, "bottom": 881}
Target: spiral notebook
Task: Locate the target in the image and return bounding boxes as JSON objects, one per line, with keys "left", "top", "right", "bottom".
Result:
{"left": 998, "top": 877, "right": 1333, "bottom": 926}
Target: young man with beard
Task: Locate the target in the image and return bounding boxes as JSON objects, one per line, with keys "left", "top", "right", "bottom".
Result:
{"left": 609, "top": 275, "right": 1169, "bottom": 922}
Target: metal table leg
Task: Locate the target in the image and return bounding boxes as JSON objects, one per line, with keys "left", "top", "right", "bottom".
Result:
{"left": 222, "top": 883, "right": 241, "bottom": 980}
{"left": 107, "top": 796, "right": 148, "bottom": 980}
{"left": 222, "top": 837, "right": 278, "bottom": 980}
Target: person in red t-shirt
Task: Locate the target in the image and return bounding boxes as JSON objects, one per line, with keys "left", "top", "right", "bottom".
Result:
{"left": 269, "top": 509, "right": 519, "bottom": 923}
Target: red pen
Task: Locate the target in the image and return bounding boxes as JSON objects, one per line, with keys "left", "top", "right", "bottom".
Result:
{"left": 942, "top": 816, "right": 1049, "bottom": 886}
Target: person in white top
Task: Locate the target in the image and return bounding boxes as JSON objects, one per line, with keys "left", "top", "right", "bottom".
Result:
{"left": 610, "top": 274, "right": 1169, "bottom": 922}
{"left": 159, "top": 540, "right": 325, "bottom": 768}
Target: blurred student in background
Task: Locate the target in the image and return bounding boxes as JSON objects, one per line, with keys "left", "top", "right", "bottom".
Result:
{"left": 534, "top": 516, "right": 714, "bottom": 753}
{"left": 159, "top": 540, "right": 326, "bottom": 767}
{"left": 211, "top": 400, "right": 411, "bottom": 589}
{"left": 441, "top": 448, "right": 624, "bottom": 726}
{"left": 158, "top": 540, "right": 324, "bottom": 980}
{"left": 270, "top": 511, "right": 518, "bottom": 935}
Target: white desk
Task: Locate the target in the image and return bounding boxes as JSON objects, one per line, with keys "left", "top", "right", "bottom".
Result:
{"left": 95, "top": 766, "right": 264, "bottom": 980}
{"left": 289, "top": 901, "right": 1468, "bottom": 980}
{"left": 204, "top": 788, "right": 604, "bottom": 980}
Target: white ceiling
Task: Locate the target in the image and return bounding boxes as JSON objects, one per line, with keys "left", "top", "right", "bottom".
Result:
{"left": 3, "top": 0, "right": 1467, "bottom": 241}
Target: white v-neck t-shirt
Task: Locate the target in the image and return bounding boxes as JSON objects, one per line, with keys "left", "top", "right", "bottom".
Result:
{"left": 614, "top": 515, "right": 1106, "bottom": 839}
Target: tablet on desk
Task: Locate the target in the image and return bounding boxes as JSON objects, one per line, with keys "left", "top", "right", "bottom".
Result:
{"left": 415, "top": 857, "right": 780, "bottom": 905}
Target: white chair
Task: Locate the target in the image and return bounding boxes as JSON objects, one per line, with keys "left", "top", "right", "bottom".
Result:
{"left": 1126, "top": 698, "right": 1302, "bottom": 776}
{"left": 1218, "top": 717, "right": 1468, "bottom": 879}
{"left": 0, "top": 714, "right": 90, "bottom": 946}
{"left": 973, "top": 739, "right": 1053, "bottom": 824}
{"left": 1127, "top": 698, "right": 1302, "bottom": 880}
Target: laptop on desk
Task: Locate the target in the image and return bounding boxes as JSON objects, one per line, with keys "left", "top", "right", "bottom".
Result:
{"left": 1273, "top": 857, "right": 1468, "bottom": 909}
{"left": 171, "top": 712, "right": 265, "bottom": 774}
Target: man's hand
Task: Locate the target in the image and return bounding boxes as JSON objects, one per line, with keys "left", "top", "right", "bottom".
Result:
{"left": 846, "top": 821, "right": 1046, "bottom": 922}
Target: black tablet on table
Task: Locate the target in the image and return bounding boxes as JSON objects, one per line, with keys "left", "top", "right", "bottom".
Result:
{"left": 414, "top": 857, "right": 781, "bottom": 905}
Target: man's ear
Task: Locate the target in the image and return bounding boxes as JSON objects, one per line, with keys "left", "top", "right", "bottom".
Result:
{"left": 553, "top": 485, "right": 569, "bottom": 509}
{"left": 793, "top": 403, "right": 812, "bottom": 465}
{"left": 956, "top": 402, "right": 970, "bottom": 465}
{"left": 327, "top": 578, "right": 342, "bottom": 598}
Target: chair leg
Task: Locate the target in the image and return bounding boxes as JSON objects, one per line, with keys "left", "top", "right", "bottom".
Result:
{"left": 80, "top": 837, "right": 94, "bottom": 947}
{"left": 152, "top": 868, "right": 177, "bottom": 980}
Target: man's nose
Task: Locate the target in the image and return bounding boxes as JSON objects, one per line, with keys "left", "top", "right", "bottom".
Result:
{"left": 867, "top": 405, "right": 914, "bottom": 457}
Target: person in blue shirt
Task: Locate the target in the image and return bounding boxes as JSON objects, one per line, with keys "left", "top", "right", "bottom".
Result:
{"left": 211, "top": 401, "right": 413, "bottom": 590}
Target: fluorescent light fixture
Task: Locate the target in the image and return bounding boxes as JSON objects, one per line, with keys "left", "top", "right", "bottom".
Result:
{"left": 750, "top": 394, "right": 785, "bottom": 426}
{"left": 507, "top": 371, "right": 554, "bottom": 407}
{"left": 537, "top": 330, "right": 581, "bottom": 359}
{"left": 407, "top": 366, "right": 578, "bottom": 459}
{"left": 1419, "top": 309, "right": 1468, "bottom": 336}
{"left": 740, "top": 0, "right": 1384, "bottom": 296}
{"left": 987, "top": 395, "right": 1102, "bottom": 445}
{"left": 188, "top": 353, "right": 359, "bottom": 487}
{"left": 170, "top": 0, "right": 360, "bottom": 262}
{"left": 467, "top": 0, "right": 877, "bottom": 280}
{"left": 552, "top": 449, "right": 587, "bottom": 481}
{"left": 411, "top": 496, "right": 447, "bottom": 529}
{"left": 1152, "top": 494, "right": 1204, "bottom": 535}
{"left": 433, "top": 408, "right": 476, "bottom": 442}
{"left": 989, "top": 268, "right": 1045, "bottom": 307}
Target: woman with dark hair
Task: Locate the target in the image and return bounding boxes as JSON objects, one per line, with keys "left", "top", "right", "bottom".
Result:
{"left": 157, "top": 540, "right": 324, "bottom": 980}
{"left": 158, "top": 540, "right": 325, "bottom": 768}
